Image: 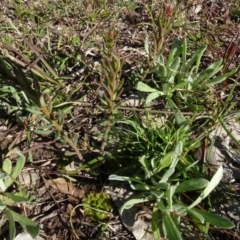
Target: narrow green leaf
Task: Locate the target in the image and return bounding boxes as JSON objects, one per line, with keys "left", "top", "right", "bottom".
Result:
{"left": 166, "top": 184, "right": 178, "bottom": 209}
{"left": 4, "top": 208, "right": 16, "bottom": 240}
{"left": 193, "top": 208, "right": 235, "bottom": 229}
{"left": 144, "top": 36, "right": 150, "bottom": 55}
{"left": 163, "top": 211, "right": 183, "bottom": 240}
{"left": 208, "top": 68, "right": 237, "bottom": 86}
{"left": 160, "top": 167, "right": 175, "bottom": 182}
{"left": 139, "top": 155, "right": 153, "bottom": 179}
{"left": 109, "top": 174, "right": 146, "bottom": 185}
{"left": 168, "top": 39, "right": 180, "bottom": 65}
{"left": 24, "top": 107, "right": 43, "bottom": 115}
{"left": 34, "top": 129, "right": 54, "bottom": 135}
{"left": 0, "top": 57, "right": 13, "bottom": 78}
{"left": 152, "top": 204, "right": 161, "bottom": 240}
{"left": 167, "top": 98, "right": 187, "bottom": 127}
{"left": 182, "top": 38, "right": 187, "bottom": 65}
{"left": 4, "top": 193, "right": 28, "bottom": 203}
{"left": 193, "top": 59, "right": 223, "bottom": 86}
{"left": 171, "top": 141, "right": 182, "bottom": 168}
{"left": 184, "top": 45, "right": 206, "bottom": 73}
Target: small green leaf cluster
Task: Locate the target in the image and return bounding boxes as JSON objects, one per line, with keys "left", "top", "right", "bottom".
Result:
{"left": 0, "top": 154, "right": 39, "bottom": 240}
{"left": 83, "top": 192, "right": 112, "bottom": 222}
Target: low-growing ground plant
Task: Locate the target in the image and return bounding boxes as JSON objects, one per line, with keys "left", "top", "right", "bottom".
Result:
{"left": 109, "top": 117, "right": 234, "bottom": 239}
{"left": 82, "top": 192, "right": 112, "bottom": 222}
{"left": 0, "top": 154, "right": 39, "bottom": 240}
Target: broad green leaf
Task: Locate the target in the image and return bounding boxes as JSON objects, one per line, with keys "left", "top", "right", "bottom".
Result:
{"left": 136, "top": 82, "right": 158, "bottom": 92}
{"left": 187, "top": 208, "right": 205, "bottom": 224}
{"left": 167, "top": 39, "right": 180, "bottom": 65}
{"left": 175, "top": 178, "right": 209, "bottom": 193}
{"left": 158, "top": 64, "right": 167, "bottom": 78}
{"left": 120, "top": 194, "right": 153, "bottom": 214}
{"left": 193, "top": 208, "right": 235, "bottom": 229}
{"left": 172, "top": 204, "right": 187, "bottom": 216}
{"left": 167, "top": 57, "right": 180, "bottom": 79}
{"left": 208, "top": 68, "right": 237, "bottom": 86}
{"left": 152, "top": 204, "right": 161, "bottom": 240}
{"left": 169, "top": 82, "right": 186, "bottom": 92}
{"left": 0, "top": 179, "right": 6, "bottom": 192}
{"left": 146, "top": 91, "right": 164, "bottom": 104}
{"left": 4, "top": 208, "right": 16, "bottom": 240}
{"left": 11, "top": 154, "right": 25, "bottom": 180}
{"left": 151, "top": 179, "right": 169, "bottom": 189}
{"left": 0, "top": 172, "right": 8, "bottom": 179}
{"left": 188, "top": 166, "right": 223, "bottom": 209}
{"left": 158, "top": 151, "right": 174, "bottom": 172}
{"left": 3, "top": 159, "right": 12, "bottom": 175}
{"left": 8, "top": 210, "right": 39, "bottom": 238}
{"left": 3, "top": 159, "right": 12, "bottom": 190}
{"left": 34, "top": 129, "right": 54, "bottom": 135}
{"left": 163, "top": 211, "right": 183, "bottom": 240}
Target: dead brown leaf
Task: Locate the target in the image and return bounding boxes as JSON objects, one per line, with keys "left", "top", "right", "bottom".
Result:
{"left": 45, "top": 177, "right": 85, "bottom": 199}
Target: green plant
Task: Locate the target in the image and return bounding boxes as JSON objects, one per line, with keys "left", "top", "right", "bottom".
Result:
{"left": 109, "top": 131, "right": 234, "bottom": 240}
{"left": 0, "top": 154, "right": 39, "bottom": 240}
{"left": 137, "top": 38, "right": 237, "bottom": 123}
{"left": 97, "top": 29, "right": 124, "bottom": 154}
{"left": 0, "top": 53, "right": 84, "bottom": 162}
{"left": 82, "top": 192, "right": 112, "bottom": 221}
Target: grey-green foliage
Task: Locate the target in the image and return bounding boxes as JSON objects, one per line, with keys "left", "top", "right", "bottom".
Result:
{"left": 109, "top": 120, "right": 234, "bottom": 240}
{"left": 109, "top": 141, "right": 234, "bottom": 240}
{"left": 137, "top": 38, "right": 237, "bottom": 125}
